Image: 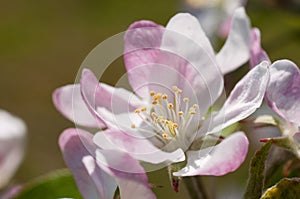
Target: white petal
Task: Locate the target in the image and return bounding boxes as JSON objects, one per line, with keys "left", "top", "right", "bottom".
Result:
{"left": 0, "top": 110, "right": 26, "bottom": 188}
{"left": 174, "top": 132, "right": 248, "bottom": 176}
{"left": 53, "top": 84, "right": 103, "bottom": 128}
{"left": 93, "top": 129, "right": 185, "bottom": 164}
{"left": 198, "top": 61, "right": 270, "bottom": 137}
{"left": 160, "top": 13, "right": 224, "bottom": 114}
{"left": 216, "top": 7, "right": 251, "bottom": 74}
{"left": 266, "top": 59, "right": 300, "bottom": 125}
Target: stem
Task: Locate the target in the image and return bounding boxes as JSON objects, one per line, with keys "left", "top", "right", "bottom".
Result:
{"left": 183, "top": 176, "right": 209, "bottom": 199}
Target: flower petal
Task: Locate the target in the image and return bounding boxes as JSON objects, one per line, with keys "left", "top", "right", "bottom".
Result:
{"left": 124, "top": 20, "right": 164, "bottom": 98}
{"left": 0, "top": 110, "right": 26, "bottom": 189}
{"left": 266, "top": 60, "right": 300, "bottom": 125}
{"left": 216, "top": 7, "right": 251, "bottom": 74}
{"left": 59, "top": 128, "right": 108, "bottom": 199}
{"left": 53, "top": 84, "right": 104, "bottom": 128}
{"left": 174, "top": 132, "right": 248, "bottom": 176}
{"left": 160, "top": 13, "right": 224, "bottom": 114}
{"left": 94, "top": 150, "right": 156, "bottom": 199}
{"left": 80, "top": 68, "right": 143, "bottom": 126}
{"left": 198, "top": 61, "right": 270, "bottom": 136}
{"left": 249, "top": 28, "right": 270, "bottom": 68}
{"left": 93, "top": 129, "right": 185, "bottom": 164}
{"left": 59, "top": 128, "right": 156, "bottom": 199}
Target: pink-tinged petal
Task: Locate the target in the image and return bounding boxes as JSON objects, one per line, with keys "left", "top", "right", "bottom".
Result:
{"left": 59, "top": 128, "right": 107, "bottom": 199}
{"left": 160, "top": 13, "right": 224, "bottom": 114}
{"left": 0, "top": 110, "right": 26, "bottom": 189}
{"left": 174, "top": 132, "right": 248, "bottom": 176}
{"left": 93, "top": 129, "right": 185, "bottom": 164}
{"left": 94, "top": 150, "right": 156, "bottom": 199}
{"left": 53, "top": 84, "right": 104, "bottom": 128}
{"left": 81, "top": 156, "right": 118, "bottom": 199}
{"left": 249, "top": 28, "right": 270, "bottom": 68}
{"left": 124, "top": 20, "right": 164, "bottom": 98}
{"left": 59, "top": 128, "right": 156, "bottom": 199}
{"left": 266, "top": 60, "right": 300, "bottom": 125}
{"left": 218, "top": 16, "right": 232, "bottom": 38}
{"left": 80, "top": 68, "right": 143, "bottom": 126}
{"left": 216, "top": 7, "right": 251, "bottom": 74}
{"left": 164, "top": 13, "right": 215, "bottom": 56}
{"left": 198, "top": 61, "right": 270, "bottom": 137}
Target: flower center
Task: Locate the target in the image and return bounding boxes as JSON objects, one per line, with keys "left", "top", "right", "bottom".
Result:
{"left": 131, "top": 86, "right": 200, "bottom": 143}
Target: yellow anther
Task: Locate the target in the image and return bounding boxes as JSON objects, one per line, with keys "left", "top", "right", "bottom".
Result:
{"left": 152, "top": 101, "right": 158, "bottom": 105}
{"left": 172, "top": 86, "right": 178, "bottom": 91}
{"left": 183, "top": 98, "right": 189, "bottom": 103}
{"left": 150, "top": 90, "right": 155, "bottom": 96}
{"left": 165, "top": 120, "right": 170, "bottom": 125}
{"left": 135, "top": 109, "right": 141, "bottom": 114}
{"left": 153, "top": 93, "right": 162, "bottom": 104}
{"left": 193, "top": 104, "right": 199, "bottom": 109}
{"left": 162, "top": 133, "right": 169, "bottom": 139}
{"left": 151, "top": 112, "right": 157, "bottom": 118}
{"left": 189, "top": 110, "right": 196, "bottom": 115}
{"left": 162, "top": 94, "right": 168, "bottom": 100}
{"left": 131, "top": 124, "right": 136, "bottom": 129}
{"left": 178, "top": 111, "right": 183, "bottom": 116}
{"left": 141, "top": 106, "right": 147, "bottom": 112}
{"left": 153, "top": 93, "right": 161, "bottom": 100}
{"left": 172, "top": 123, "right": 178, "bottom": 129}
{"left": 177, "top": 89, "right": 182, "bottom": 94}
{"left": 168, "top": 103, "right": 174, "bottom": 109}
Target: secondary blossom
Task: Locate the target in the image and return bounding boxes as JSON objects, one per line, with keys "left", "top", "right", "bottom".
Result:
{"left": 0, "top": 110, "right": 26, "bottom": 189}
{"left": 250, "top": 29, "right": 300, "bottom": 156}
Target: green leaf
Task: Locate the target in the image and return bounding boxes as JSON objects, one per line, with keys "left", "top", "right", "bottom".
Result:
{"left": 13, "top": 169, "right": 83, "bottom": 199}
{"left": 261, "top": 178, "right": 300, "bottom": 199}
{"left": 244, "top": 141, "right": 272, "bottom": 199}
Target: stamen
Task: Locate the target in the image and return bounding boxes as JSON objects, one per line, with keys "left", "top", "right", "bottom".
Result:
{"left": 162, "top": 94, "right": 168, "bottom": 100}
{"left": 151, "top": 112, "right": 157, "bottom": 118}
{"left": 152, "top": 101, "right": 158, "bottom": 105}
{"left": 172, "top": 123, "right": 178, "bottom": 129}
{"left": 167, "top": 121, "right": 177, "bottom": 137}
{"left": 193, "top": 104, "right": 199, "bottom": 109}
{"left": 189, "top": 110, "right": 196, "bottom": 115}
{"left": 172, "top": 86, "right": 178, "bottom": 91}
{"left": 176, "top": 89, "right": 182, "bottom": 94}
{"left": 183, "top": 98, "right": 189, "bottom": 103}
{"left": 162, "top": 133, "right": 169, "bottom": 139}
{"left": 150, "top": 91, "right": 155, "bottom": 96}
{"left": 168, "top": 103, "right": 174, "bottom": 109}
{"left": 132, "top": 86, "right": 201, "bottom": 142}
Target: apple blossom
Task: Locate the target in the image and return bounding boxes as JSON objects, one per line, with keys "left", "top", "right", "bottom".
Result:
{"left": 54, "top": 9, "right": 270, "bottom": 178}
{"left": 250, "top": 29, "right": 300, "bottom": 157}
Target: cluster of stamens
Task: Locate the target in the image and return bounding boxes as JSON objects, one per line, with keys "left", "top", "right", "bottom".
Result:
{"left": 131, "top": 86, "right": 200, "bottom": 143}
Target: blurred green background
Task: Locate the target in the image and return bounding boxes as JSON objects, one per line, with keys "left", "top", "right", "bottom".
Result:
{"left": 1, "top": 0, "right": 299, "bottom": 198}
